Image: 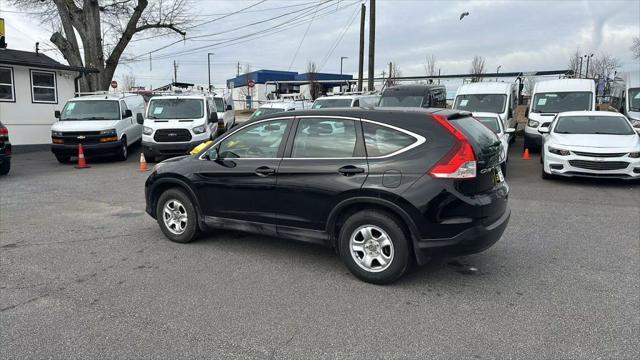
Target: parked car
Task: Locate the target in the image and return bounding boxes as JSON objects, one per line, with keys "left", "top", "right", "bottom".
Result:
{"left": 141, "top": 94, "right": 218, "bottom": 162}
{"left": 312, "top": 94, "right": 380, "bottom": 109}
{"left": 0, "top": 121, "right": 11, "bottom": 175}
{"left": 248, "top": 100, "right": 310, "bottom": 121}
{"left": 525, "top": 79, "right": 596, "bottom": 152}
{"left": 378, "top": 84, "right": 447, "bottom": 109}
{"left": 621, "top": 71, "right": 640, "bottom": 128}
{"left": 210, "top": 94, "right": 235, "bottom": 135}
{"left": 455, "top": 82, "right": 518, "bottom": 142}
{"left": 472, "top": 112, "right": 515, "bottom": 176}
{"left": 51, "top": 93, "right": 145, "bottom": 163}
{"left": 144, "top": 108, "right": 510, "bottom": 284}
{"left": 539, "top": 111, "right": 640, "bottom": 180}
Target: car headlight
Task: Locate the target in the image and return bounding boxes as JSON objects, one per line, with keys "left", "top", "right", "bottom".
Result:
{"left": 143, "top": 126, "right": 153, "bottom": 135}
{"left": 51, "top": 130, "right": 64, "bottom": 137}
{"left": 528, "top": 119, "right": 539, "bottom": 127}
{"left": 99, "top": 129, "right": 117, "bottom": 136}
{"left": 192, "top": 125, "right": 206, "bottom": 134}
{"left": 549, "top": 147, "right": 570, "bottom": 156}
{"left": 629, "top": 152, "right": 640, "bottom": 158}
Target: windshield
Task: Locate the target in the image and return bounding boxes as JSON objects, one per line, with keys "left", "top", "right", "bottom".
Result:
{"left": 554, "top": 115, "right": 634, "bottom": 135}
{"left": 532, "top": 91, "right": 592, "bottom": 113}
{"left": 61, "top": 100, "right": 120, "bottom": 120}
{"left": 147, "top": 98, "right": 204, "bottom": 119}
{"left": 455, "top": 94, "right": 506, "bottom": 113}
{"left": 378, "top": 94, "right": 423, "bottom": 108}
{"left": 629, "top": 88, "right": 640, "bottom": 111}
{"left": 249, "top": 107, "right": 286, "bottom": 120}
{"left": 312, "top": 98, "right": 353, "bottom": 109}
{"left": 474, "top": 116, "right": 501, "bottom": 134}
{"left": 214, "top": 98, "right": 225, "bottom": 112}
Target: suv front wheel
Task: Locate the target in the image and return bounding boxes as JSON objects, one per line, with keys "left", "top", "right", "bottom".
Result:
{"left": 156, "top": 188, "right": 199, "bottom": 243}
{"left": 338, "top": 210, "right": 410, "bottom": 284}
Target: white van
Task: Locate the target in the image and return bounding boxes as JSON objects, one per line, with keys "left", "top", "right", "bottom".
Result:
{"left": 210, "top": 94, "right": 236, "bottom": 134}
{"left": 248, "top": 100, "right": 311, "bottom": 121}
{"left": 454, "top": 82, "right": 517, "bottom": 137}
{"left": 141, "top": 94, "right": 218, "bottom": 162}
{"left": 524, "top": 79, "right": 595, "bottom": 151}
{"left": 312, "top": 94, "right": 380, "bottom": 109}
{"left": 50, "top": 93, "right": 145, "bottom": 163}
{"left": 622, "top": 71, "right": 640, "bottom": 127}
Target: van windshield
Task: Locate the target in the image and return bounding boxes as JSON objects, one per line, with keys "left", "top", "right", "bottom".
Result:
{"left": 378, "top": 95, "right": 423, "bottom": 108}
{"left": 312, "top": 98, "right": 353, "bottom": 109}
{"left": 629, "top": 88, "right": 640, "bottom": 111}
{"left": 148, "top": 98, "right": 204, "bottom": 119}
{"left": 532, "top": 92, "right": 592, "bottom": 113}
{"left": 455, "top": 94, "right": 506, "bottom": 113}
{"left": 214, "top": 98, "right": 225, "bottom": 112}
{"left": 61, "top": 100, "right": 120, "bottom": 120}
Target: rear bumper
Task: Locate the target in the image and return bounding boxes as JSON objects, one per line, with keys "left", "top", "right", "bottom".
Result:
{"left": 51, "top": 141, "right": 121, "bottom": 156}
{"left": 416, "top": 205, "right": 510, "bottom": 257}
{"left": 142, "top": 140, "right": 206, "bottom": 157}
{"left": 0, "top": 142, "right": 11, "bottom": 163}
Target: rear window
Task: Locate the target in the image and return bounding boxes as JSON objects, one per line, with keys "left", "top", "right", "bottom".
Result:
{"left": 250, "top": 107, "right": 286, "bottom": 120}
{"left": 450, "top": 116, "right": 499, "bottom": 148}
{"left": 473, "top": 116, "right": 501, "bottom": 134}
{"left": 363, "top": 123, "right": 416, "bottom": 157}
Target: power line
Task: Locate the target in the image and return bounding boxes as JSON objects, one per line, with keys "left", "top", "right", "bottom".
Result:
{"left": 318, "top": 3, "right": 361, "bottom": 71}
{"left": 287, "top": 2, "right": 321, "bottom": 71}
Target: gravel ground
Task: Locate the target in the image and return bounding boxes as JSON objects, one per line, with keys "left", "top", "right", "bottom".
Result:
{"left": 1, "top": 137, "right": 639, "bottom": 359}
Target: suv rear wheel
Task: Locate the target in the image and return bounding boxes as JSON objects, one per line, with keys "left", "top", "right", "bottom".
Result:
{"left": 156, "top": 188, "right": 199, "bottom": 243}
{"left": 0, "top": 159, "right": 10, "bottom": 175}
{"left": 338, "top": 210, "right": 410, "bottom": 284}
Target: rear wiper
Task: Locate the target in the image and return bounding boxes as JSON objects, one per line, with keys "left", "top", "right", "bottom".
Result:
{"left": 81, "top": 117, "right": 107, "bottom": 120}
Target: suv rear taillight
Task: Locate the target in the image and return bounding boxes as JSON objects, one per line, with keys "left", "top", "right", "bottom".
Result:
{"left": 0, "top": 126, "right": 8, "bottom": 141}
{"left": 428, "top": 115, "right": 476, "bottom": 179}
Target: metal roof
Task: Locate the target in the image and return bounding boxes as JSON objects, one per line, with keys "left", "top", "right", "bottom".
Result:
{"left": 0, "top": 48, "right": 98, "bottom": 73}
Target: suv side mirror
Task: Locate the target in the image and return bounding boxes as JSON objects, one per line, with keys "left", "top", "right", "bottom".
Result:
{"left": 54, "top": 110, "right": 61, "bottom": 119}
{"left": 123, "top": 109, "right": 133, "bottom": 118}
{"left": 226, "top": 105, "right": 232, "bottom": 111}
{"left": 136, "top": 113, "right": 144, "bottom": 125}
{"left": 209, "top": 112, "right": 219, "bottom": 123}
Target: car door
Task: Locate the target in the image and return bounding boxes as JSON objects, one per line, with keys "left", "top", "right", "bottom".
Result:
{"left": 275, "top": 116, "right": 368, "bottom": 234}
{"left": 119, "top": 100, "right": 134, "bottom": 145}
{"left": 194, "top": 118, "right": 292, "bottom": 231}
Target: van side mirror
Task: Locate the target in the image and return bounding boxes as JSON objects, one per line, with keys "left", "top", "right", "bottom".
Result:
{"left": 54, "top": 110, "right": 61, "bottom": 119}
{"left": 123, "top": 109, "right": 133, "bottom": 118}
{"left": 226, "top": 105, "right": 232, "bottom": 111}
{"left": 505, "top": 128, "right": 516, "bottom": 134}
{"left": 525, "top": 108, "right": 529, "bottom": 117}
{"left": 538, "top": 127, "right": 550, "bottom": 134}
{"left": 209, "top": 112, "right": 219, "bottom": 123}
{"left": 136, "top": 113, "right": 144, "bottom": 125}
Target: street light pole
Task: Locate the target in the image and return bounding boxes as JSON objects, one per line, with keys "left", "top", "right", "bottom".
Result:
{"left": 585, "top": 53, "right": 594, "bottom": 79}
{"left": 207, "top": 52, "right": 214, "bottom": 92}
{"left": 340, "top": 56, "right": 348, "bottom": 75}
{"left": 579, "top": 56, "right": 585, "bottom": 78}
{"left": 496, "top": 65, "right": 502, "bottom": 82}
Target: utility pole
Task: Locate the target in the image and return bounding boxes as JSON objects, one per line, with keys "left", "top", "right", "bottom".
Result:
{"left": 585, "top": 53, "right": 594, "bottom": 78}
{"left": 357, "top": 3, "right": 366, "bottom": 91}
{"left": 367, "top": 0, "right": 376, "bottom": 91}
{"left": 496, "top": 65, "right": 502, "bottom": 82}
{"left": 438, "top": 68, "right": 441, "bottom": 84}
{"left": 579, "top": 56, "right": 584, "bottom": 78}
{"left": 173, "top": 60, "right": 178, "bottom": 83}
{"left": 388, "top": 62, "right": 392, "bottom": 86}
{"left": 237, "top": 61, "right": 241, "bottom": 77}
{"left": 340, "top": 56, "right": 348, "bottom": 75}
{"left": 207, "top": 53, "right": 214, "bottom": 92}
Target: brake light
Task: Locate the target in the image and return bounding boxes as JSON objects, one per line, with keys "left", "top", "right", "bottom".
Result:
{"left": 0, "top": 127, "right": 7, "bottom": 136}
{"left": 428, "top": 115, "right": 476, "bottom": 179}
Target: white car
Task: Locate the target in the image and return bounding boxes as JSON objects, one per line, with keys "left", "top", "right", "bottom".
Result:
{"left": 472, "top": 112, "right": 515, "bottom": 176}
{"left": 312, "top": 94, "right": 380, "bottom": 109}
{"left": 51, "top": 93, "right": 145, "bottom": 163}
{"left": 540, "top": 111, "right": 640, "bottom": 180}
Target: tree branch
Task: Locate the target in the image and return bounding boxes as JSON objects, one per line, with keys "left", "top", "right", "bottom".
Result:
{"left": 135, "top": 23, "right": 186, "bottom": 36}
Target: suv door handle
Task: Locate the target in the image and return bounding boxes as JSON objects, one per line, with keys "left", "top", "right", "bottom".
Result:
{"left": 338, "top": 165, "right": 365, "bottom": 176}
{"left": 255, "top": 166, "right": 276, "bottom": 177}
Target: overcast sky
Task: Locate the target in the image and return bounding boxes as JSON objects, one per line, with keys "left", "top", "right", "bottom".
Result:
{"left": 1, "top": 0, "right": 639, "bottom": 89}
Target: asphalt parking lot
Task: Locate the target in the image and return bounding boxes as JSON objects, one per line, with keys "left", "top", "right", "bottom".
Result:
{"left": 1, "top": 138, "right": 639, "bottom": 359}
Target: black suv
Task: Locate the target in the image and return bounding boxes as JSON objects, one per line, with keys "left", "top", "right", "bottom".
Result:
{"left": 378, "top": 84, "right": 448, "bottom": 109}
{"left": 0, "top": 121, "right": 11, "bottom": 175}
{"left": 145, "top": 108, "right": 510, "bottom": 284}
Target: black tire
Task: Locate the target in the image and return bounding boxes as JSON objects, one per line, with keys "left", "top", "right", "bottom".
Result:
{"left": 143, "top": 151, "right": 155, "bottom": 163}
{"left": 338, "top": 210, "right": 410, "bottom": 285}
{"left": 509, "top": 133, "right": 516, "bottom": 144}
{"left": 156, "top": 188, "right": 199, "bottom": 243}
{"left": 55, "top": 154, "right": 71, "bottom": 164}
{"left": 0, "top": 159, "right": 10, "bottom": 175}
{"left": 117, "top": 137, "right": 128, "bottom": 161}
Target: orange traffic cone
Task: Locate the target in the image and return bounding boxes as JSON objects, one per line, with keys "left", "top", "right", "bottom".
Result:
{"left": 75, "top": 144, "right": 90, "bottom": 169}
{"left": 522, "top": 148, "right": 531, "bottom": 160}
{"left": 139, "top": 152, "right": 149, "bottom": 172}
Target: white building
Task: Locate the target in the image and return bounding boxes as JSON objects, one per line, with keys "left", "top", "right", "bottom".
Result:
{"left": 0, "top": 49, "right": 96, "bottom": 146}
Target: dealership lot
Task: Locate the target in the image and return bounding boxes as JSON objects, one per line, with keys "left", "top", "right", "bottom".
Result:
{"left": 1, "top": 140, "right": 639, "bottom": 359}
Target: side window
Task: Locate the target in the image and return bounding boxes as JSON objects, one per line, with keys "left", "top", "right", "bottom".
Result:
{"left": 363, "top": 122, "right": 416, "bottom": 157}
{"left": 219, "top": 119, "right": 290, "bottom": 159}
{"left": 30, "top": 70, "right": 57, "bottom": 103}
{"left": 0, "top": 67, "right": 15, "bottom": 102}
{"left": 292, "top": 118, "right": 357, "bottom": 158}
{"left": 352, "top": 99, "right": 360, "bottom": 107}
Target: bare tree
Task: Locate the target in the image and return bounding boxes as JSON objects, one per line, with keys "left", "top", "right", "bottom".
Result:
{"left": 631, "top": 36, "right": 640, "bottom": 60}
{"left": 424, "top": 54, "right": 437, "bottom": 79}
{"left": 470, "top": 55, "right": 485, "bottom": 83}
{"left": 523, "top": 76, "right": 536, "bottom": 96}
{"left": 568, "top": 48, "right": 581, "bottom": 77}
{"left": 307, "top": 61, "right": 321, "bottom": 100}
{"left": 387, "top": 62, "right": 402, "bottom": 87}
{"left": 122, "top": 73, "right": 137, "bottom": 90}
{"left": 12, "top": 0, "right": 192, "bottom": 91}
{"left": 589, "top": 52, "right": 620, "bottom": 79}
